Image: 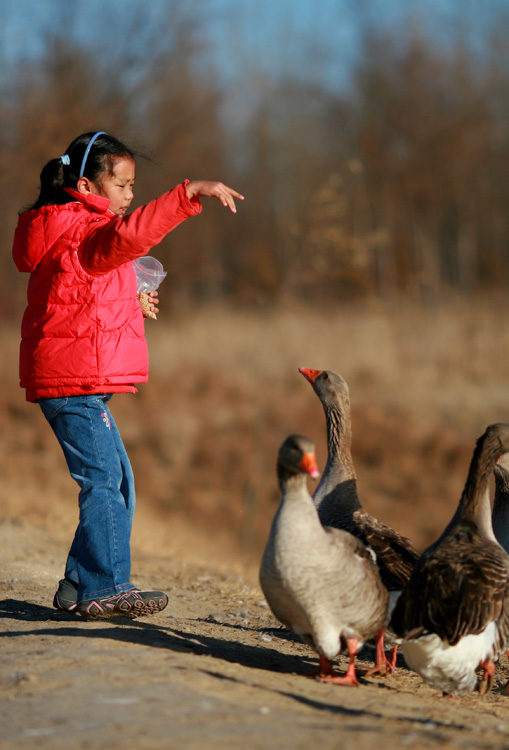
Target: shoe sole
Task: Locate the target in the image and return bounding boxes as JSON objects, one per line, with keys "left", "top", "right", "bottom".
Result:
{"left": 53, "top": 593, "right": 78, "bottom": 612}
{"left": 78, "top": 596, "right": 168, "bottom": 620}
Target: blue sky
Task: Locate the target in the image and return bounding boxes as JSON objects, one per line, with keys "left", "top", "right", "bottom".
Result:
{"left": 1, "top": 0, "right": 507, "bottom": 98}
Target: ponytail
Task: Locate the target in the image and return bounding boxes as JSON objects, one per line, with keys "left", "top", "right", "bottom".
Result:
{"left": 22, "top": 131, "right": 136, "bottom": 213}
{"left": 21, "top": 158, "right": 69, "bottom": 212}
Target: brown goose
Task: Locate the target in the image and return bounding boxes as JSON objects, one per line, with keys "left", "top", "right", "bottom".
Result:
{"left": 390, "top": 423, "right": 509, "bottom": 696}
{"left": 260, "top": 434, "right": 389, "bottom": 685}
{"left": 299, "top": 367, "right": 419, "bottom": 657}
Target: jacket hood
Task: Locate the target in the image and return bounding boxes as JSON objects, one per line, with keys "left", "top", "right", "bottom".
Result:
{"left": 12, "top": 190, "right": 112, "bottom": 273}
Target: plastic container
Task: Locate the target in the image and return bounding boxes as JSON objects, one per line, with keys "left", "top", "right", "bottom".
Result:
{"left": 133, "top": 256, "right": 167, "bottom": 293}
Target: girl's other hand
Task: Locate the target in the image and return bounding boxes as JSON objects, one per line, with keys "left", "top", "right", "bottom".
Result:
{"left": 138, "top": 290, "right": 160, "bottom": 319}
{"left": 186, "top": 181, "right": 244, "bottom": 213}
{"left": 147, "top": 290, "right": 159, "bottom": 317}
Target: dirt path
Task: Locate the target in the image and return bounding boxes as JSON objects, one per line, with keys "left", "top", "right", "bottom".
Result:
{"left": 2, "top": 519, "right": 509, "bottom": 750}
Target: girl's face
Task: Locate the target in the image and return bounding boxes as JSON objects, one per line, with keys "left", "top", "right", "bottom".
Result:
{"left": 90, "top": 157, "right": 135, "bottom": 216}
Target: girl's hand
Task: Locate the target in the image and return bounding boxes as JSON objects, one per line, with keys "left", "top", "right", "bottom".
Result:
{"left": 138, "top": 290, "right": 160, "bottom": 319}
{"left": 147, "top": 290, "right": 159, "bottom": 318}
{"left": 186, "top": 180, "right": 244, "bottom": 213}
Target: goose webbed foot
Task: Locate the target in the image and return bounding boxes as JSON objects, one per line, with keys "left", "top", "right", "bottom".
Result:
{"left": 307, "top": 653, "right": 358, "bottom": 684}
{"left": 306, "top": 654, "right": 334, "bottom": 678}
{"left": 320, "top": 668, "right": 360, "bottom": 686}
{"left": 364, "top": 627, "right": 395, "bottom": 677}
{"left": 478, "top": 659, "right": 495, "bottom": 695}
{"left": 312, "top": 639, "right": 360, "bottom": 686}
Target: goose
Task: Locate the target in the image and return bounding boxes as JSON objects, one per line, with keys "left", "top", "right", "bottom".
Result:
{"left": 259, "top": 434, "right": 389, "bottom": 685}
{"left": 389, "top": 423, "right": 509, "bottom": 696}
{"left": 299, "top": 367, "right": 419, "bottom": 666}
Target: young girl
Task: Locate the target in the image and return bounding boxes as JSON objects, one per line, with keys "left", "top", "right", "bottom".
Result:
{"left": 12, "top": 131, "right": 243, "bottom": 620}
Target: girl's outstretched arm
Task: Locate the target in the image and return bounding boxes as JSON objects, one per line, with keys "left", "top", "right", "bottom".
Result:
{"left": 186, "top": 181, "right": 244, "bottom": 213}
{"left": 79, "top": 180, "right": 244, "bottom": 276}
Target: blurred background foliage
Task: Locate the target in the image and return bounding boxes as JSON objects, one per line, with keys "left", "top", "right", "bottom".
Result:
{"left": 3, "top": 0, "right": 509, "bottom": 562}
{"left": 2, "top": 0, "right": 509, "bottom": 313}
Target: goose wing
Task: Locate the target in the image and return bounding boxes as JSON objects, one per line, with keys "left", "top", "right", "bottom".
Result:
{"left": 352, "top": 508, "right": 420, "bottom": 591}
{"left": 324, "top": 523, "right": 376, "bottom": 564}
{"left": 392, "top": 526, "right": 509, "bottom": 645}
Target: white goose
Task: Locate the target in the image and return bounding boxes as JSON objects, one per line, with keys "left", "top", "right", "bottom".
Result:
{"left": 260, "top": 434, "right": 389, "bottom": 685}
{"left": 390, "top": 423, "right": 509, "bottom": 696}
{"left": 299, "top": 367, "right": 419, "bottom": 667}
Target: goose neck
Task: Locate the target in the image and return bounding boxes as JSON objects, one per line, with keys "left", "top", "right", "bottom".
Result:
{"left": 325, "top": 404, "right": 352, "bottom": 458}
{"left": 492, "top": 469, "right": 509, "bottom": 550}
{"left": 453, "top": 434, "right": 500, "bottom": 540}
{"left": 278, "top": 471, "right": 308, "bottom": 496}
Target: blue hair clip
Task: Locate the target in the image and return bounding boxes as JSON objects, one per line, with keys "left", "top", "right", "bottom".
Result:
{"left": 60, "top": 154, "right": 70, "bottom": 166}
{"left": 79, "top": 131, "right": 107, "bottom": 179}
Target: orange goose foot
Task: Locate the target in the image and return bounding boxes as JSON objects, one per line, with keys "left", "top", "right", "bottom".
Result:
{"left": 306, "top": 654, "right": 334, "bottom": 679}
{"left": 478, "top": 659, "right": 495, "bottom": 696}
{"left": 310, "top": 640, "right": 360, "bottom": 687}
{"left": 364, "top": 628, "right": 395, "bottom": 677}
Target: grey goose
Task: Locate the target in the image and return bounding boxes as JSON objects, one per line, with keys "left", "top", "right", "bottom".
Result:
{"left": 260, "top": 434, "right": 389, "bottom": 685}
{"left": 299, "top": 367, "right": 419, "bottom": 668}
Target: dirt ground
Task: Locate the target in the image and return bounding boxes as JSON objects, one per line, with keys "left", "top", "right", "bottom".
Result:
{"left": 2, "top": 518, "right": 509, "bottom": 750}
{"left": 3, "top": 305, "right": 509, "bottom": 749}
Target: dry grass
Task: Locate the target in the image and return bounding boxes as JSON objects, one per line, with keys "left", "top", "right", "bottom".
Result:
{"left": 3, "top": 296, "right": 509, "bottom": 576}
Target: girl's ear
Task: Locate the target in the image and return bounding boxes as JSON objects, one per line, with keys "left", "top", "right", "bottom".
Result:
{"left": 77, "top": 176, "right": 94, "bottom": 195}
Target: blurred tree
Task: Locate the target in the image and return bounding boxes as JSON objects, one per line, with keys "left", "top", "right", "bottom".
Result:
{"left": 1, "top": 0, "right": 233, "bottom": 314}
{"left": 3, "top": 1, "right": 509, "bottom": 314}
{"left": 327, "top": 27, "right": 505, "bottom": 300}
{"left": 134, "top": 8, "right": 232, "bottom": 305}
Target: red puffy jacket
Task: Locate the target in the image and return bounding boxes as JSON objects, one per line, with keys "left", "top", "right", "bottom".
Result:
{"left": 12, "top": 182, "right": 201, "bottom": 401}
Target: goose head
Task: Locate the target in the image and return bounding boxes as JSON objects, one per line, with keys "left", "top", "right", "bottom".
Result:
{"left": 277, "top": 434, "right": 320, "bottom": 484}
{"left": 454, "top": 423, "right": 509, "bottom": 541}
{"left": 298, "top": 368, "right": 351, "bottom": 413}
{"left": 494, "top": 452, "right": 509, "bottom": 485}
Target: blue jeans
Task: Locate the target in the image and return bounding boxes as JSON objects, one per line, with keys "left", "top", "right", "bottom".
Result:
{"left": 39, "top": 394, "right": 136, "bottom": 602}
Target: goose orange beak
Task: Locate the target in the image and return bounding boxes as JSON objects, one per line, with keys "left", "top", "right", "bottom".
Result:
{"left": 299, "top": 367, "right": 322, "bottom": 383}
{"left": 299, "top": 451, "right": 320, "bottom": 479}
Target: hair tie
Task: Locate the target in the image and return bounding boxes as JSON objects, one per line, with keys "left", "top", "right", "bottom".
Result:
{"left": 79, "top": 131, "right": 107, "bottom": 179}
{"left": 60, "top": 155, "right": 70, "bottom": 166}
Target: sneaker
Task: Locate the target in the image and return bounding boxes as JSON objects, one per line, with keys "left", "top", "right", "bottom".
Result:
{"left": 76, "top": 588, "right": 168, "bottom": 620}
{"left": 53, "top": 578, "right": 79, "bottom": 612}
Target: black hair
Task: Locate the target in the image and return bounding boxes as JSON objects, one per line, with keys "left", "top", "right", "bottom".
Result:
{"left": 22, "top": 131, "right": 136, "bottom": 213}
